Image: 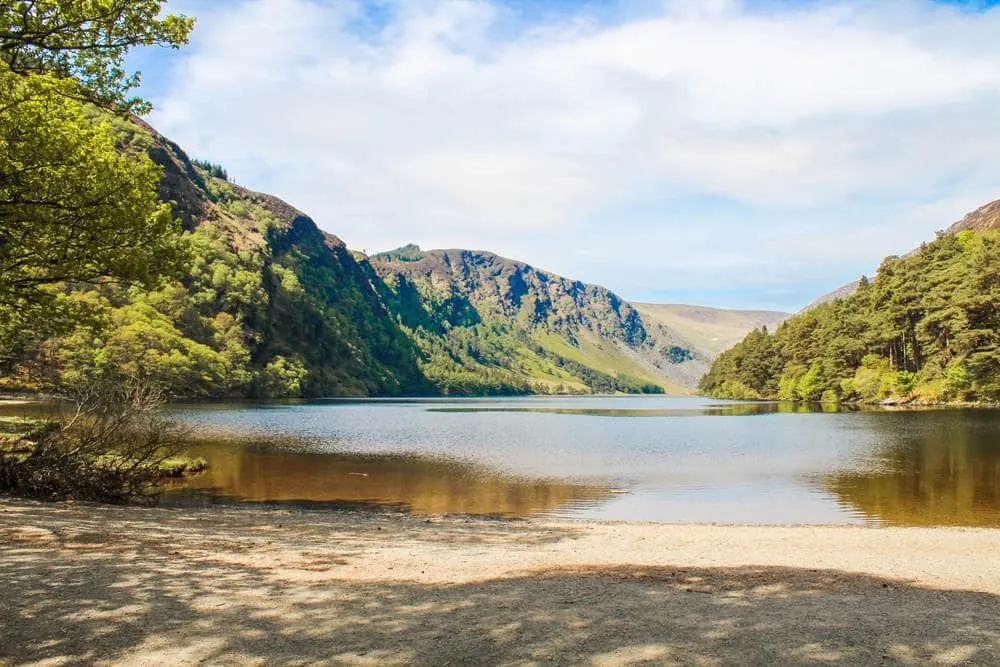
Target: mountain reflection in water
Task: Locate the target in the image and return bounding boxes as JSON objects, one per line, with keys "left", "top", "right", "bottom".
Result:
{"left": 426, "top": 402, "right": 852, "bottom": 418}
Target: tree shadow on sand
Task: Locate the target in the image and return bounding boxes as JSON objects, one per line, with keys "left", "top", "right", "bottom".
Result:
{"left": 1, "top": 507, "right": 998, "bottom": 665}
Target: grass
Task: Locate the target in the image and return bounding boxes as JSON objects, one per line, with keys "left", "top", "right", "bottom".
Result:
{"left": 158, "top": 456, "right": 209, "bottom": 478}
{"left": 534, "top": 331, "right": 687, "bottom": 394}
{"left": 0, "top": 417, "right": 56, "bottom": 452}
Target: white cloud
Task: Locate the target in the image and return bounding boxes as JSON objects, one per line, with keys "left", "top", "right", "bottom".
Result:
{"left": 150, "top": 0, "right": 1000, "bottom": 309}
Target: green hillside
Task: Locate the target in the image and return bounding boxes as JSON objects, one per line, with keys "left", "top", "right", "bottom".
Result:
{"left": 4, "top": 118, "right": 431, "bottom": 398}
{"left": 3, "top": 118, "right": 703, "bottom": 397}
{"left": 369, "top": 247, "right": 697, "bottom": 395}
{"left": 807, "top": 196, "right": 1000, "bottom": 308}
{"left": 700, "top": 221, "right": 1000, "bottom": 404}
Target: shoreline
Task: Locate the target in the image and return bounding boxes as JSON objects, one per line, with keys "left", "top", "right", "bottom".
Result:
{"left": 3, "top": 498, "right": 1000, "bottom": 663}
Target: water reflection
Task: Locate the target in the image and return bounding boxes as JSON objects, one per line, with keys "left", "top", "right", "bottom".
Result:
{"left": 824, "top": 411, "right": 1000, "bottom": 527}
{"left": 5, "top": 398, "right": 1000, "bottom": 527}
{"left": 166, "top": 439, "right": 611, "bottom": 516}
{"left": 427, "top": 402, "right": 856, "bottom": 418}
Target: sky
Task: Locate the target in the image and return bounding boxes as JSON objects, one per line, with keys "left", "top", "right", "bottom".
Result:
{"left": 131, "top": 0, "right": 1000, "bottom": 311}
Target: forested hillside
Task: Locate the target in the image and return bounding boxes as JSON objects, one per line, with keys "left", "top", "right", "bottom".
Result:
{"left": 3, "top": 117, "right": 705, "bottom": 397}
{"left": 700, "top": 222, "right": 1000, "bottom": 404}
{"left": 808, "top": 196, "right": 1000, "bottom": 308}
{"left": 4, "top": 119, "right": 431, "bottom": 397}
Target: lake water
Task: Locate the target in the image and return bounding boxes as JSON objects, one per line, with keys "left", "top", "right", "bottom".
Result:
{"left": 160, "top": 396, "right": 1000, "bottom": 527}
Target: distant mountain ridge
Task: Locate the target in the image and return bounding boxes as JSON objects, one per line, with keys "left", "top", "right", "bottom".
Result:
{"left": 6, "top": 115, "right": 801, "bottom": 397}
{"left": 634, "top": 304, "right": 790, "bottom": 359}
{"left": 8, "top": 117, "right": 731, "bottom": 396}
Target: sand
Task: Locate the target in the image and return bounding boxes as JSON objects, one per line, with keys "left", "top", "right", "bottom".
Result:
{"left": 2, "top": 499, "right": 999, "bottom": 665}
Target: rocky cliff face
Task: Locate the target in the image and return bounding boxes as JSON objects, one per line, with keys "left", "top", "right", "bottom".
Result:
{"left": 369, "top": 246, "right": 706, "bottom": 393}
{"left": 372, "top": 248, "right": 646, "bottom": 344}
{"left": 945, "top": 197, "right": 1000, "bottom": 234}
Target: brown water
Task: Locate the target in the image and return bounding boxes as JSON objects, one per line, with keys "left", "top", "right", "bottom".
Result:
{"left": 167, "top": 441, "right": 612, "bottom": 516}
{"left": 823, "top": 415, "right": 1000, "bottom": 527}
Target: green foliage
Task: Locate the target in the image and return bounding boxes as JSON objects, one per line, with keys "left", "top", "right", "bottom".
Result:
{"left": 945, "top": 362, "right": 972, "bottom": 399}
{"left": 0, "top": 0, "right": 189, "bottom": 362}
{"left": 711, "top": 380, "right": 761, "bottom": 400}
{"left": 0, "top": 0, "right": 194, "bottom": 112}
{"left": 191, "top": 158, "right": 228, "bottom": 181}
{"left": 256, "top": 356, "right": 307, "bottom": 398}
{"left": 1, "top": 83, "right": 672, "bottom": 400}
{"left": 701, "top": 229, "right": 1000, "bottom": 403}
{"left": 893, "top": 370, "right": 917, "bottom": 396}
{"left": 796, "top": 361, "right": 827, "bottom": 401}
{"left": 0, "top": 64, "right": 181, "bottom": 360}
{"left": 375, "top": 244, "right": 425, "bottom": 262}
{"left": 18, "top": 203, "right": 435, "bottom": 398}
{"left": 371, "top": 266, "right": 667, "bottom": 396}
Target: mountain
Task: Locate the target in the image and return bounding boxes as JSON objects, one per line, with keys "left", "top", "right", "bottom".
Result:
{"left": 368, "top": 246, "right": 704, "bottom": 394}
{"left": 4, "top": 117, "right": 706, "bottom": 397}
{"left": 943, "top": 197, "right": 1000, "bottom": 234}
{"left": 700, "top": 195, "right": 1000, "bottom": 404}
{"left": 7, "top": 117, "right": 431, "bottom": 397}
{"left": 804, "top": 279, "right": 861, "bottom": 311}
{"left": 808, "top": 197, "right": 1000, "bottom": 309}
{"left": 634, "top": 304, "right": 789, "bottom": 359}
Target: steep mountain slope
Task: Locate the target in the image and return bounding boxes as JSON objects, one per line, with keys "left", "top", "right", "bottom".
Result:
{"left": 701, "top": 195, "right": 1000, "bottom": 403}
{"left": 7, "top": 117, "right": 431, "bottom": 397}
{"left": 634, "top": 304, "right": 789, "bottom": 359}
{"left": 809, "top": 197, "right": 1000, "bottom": 309}
{"left": 368, "top": 246, "right": 706, "bottom": 394}
{"left": 805, "top": 279, "right": 862, "bottom": 311}
{"left": 6, "top": 117, "right": 705, "bottom": 396}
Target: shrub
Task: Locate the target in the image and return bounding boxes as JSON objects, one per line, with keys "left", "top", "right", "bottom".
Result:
{"left": 0, "top": 375, "right": 186, "bottom": 504}
{"left": 893, "top": 371, "right": 917, "bottom": 396}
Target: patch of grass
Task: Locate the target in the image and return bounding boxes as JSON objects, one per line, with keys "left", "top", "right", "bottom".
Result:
{"left": 157, "top": 456, "right": 208, "bottom": 478}
{"left": 0, "top": 417, "right": 57, "bottom": 451}
{"left": 534, "top": 332, "right": 681, "bottom": 393}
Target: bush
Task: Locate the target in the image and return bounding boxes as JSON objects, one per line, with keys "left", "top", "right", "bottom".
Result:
{"left": 716, "top": 380, "right": 761, "bottom": 400}
{"left": 0, "top": 376, "right": 186, "bottom": 504}
{"left": 796, "top": 361, "right": 827, "bottom": 401}
{"left": 945, "top": 362, "right": 972, "bottom": 400}
{"left": 893, "top": 371, "right": 917, "bottom": 396}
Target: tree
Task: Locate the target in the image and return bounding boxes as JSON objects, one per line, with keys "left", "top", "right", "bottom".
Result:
{"left": 1, "top": 0, "right": 194, "bottom": 112}
{"left": 0, "top": 70, "right": 179, "bottom": 343}
{"left": 701, "top": 225, "right": 1000, "bottom": 404}
{"left": 0, "top": 1, "right": 193, "bottom": 361}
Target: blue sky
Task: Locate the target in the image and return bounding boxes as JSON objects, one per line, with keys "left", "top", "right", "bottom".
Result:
{"left": 132, "top": 0, "right": 1000, "bottom": 311}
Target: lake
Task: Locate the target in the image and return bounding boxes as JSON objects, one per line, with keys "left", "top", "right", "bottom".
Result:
{"left": 159, "top": 396, "right": 1000, "bottom": 527}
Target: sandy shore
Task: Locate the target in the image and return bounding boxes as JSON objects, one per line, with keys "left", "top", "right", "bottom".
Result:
{"left": 2, "top": 499, "right": 999, "bottom": 665}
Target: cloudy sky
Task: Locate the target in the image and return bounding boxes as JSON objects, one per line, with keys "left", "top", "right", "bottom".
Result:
{"left": 134, "top": 0, "right": 1000, "bottom": 311}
